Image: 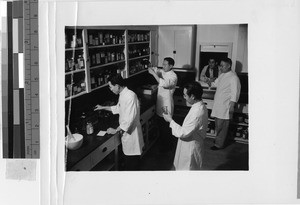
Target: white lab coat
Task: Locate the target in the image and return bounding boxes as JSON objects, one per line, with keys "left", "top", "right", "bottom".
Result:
{"left": 169, "top": 101, "right": 208, "bottom": 170}
{"left": 154, "top": 68, "right": 178, "bottom": 117}
{"left": 211, "top": 71, "right": 241, "bottom": 119}
{"left": 111, "top": 87, "right": 144, "bottom": 156}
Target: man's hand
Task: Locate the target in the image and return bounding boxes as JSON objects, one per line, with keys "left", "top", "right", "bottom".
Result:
{"left": 163, "top": 112, "right": 173, "bottom": 123}
{"left": 148, "top": 67, "right": 155, "bottom": 76}
{"left": 107, "top": 128, "right": 117, "bottom": 135}
{"left": 94, "top": 104, "right": 104, "bottom": 111}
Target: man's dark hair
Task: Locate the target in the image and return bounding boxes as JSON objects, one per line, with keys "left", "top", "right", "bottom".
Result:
{"left": 183, "top": 81, "right": 203, "bottom": 100}
{"left": 221, "top": 57, "right": 232, "bottom": 67}
{"left": 107, "top": 74, "right": 126, "bottom": 87}
{"left": 164, "top": 57, "right": 175, "bottom": 66}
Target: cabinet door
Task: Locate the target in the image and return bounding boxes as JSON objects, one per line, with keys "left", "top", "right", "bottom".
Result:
{"left": 150, "top": 29, "right": 159, "bottom": 67}
{"left": 174, "top": 29, "right": 192, "bottom": 68}
{"left": 158, "top": 28, "right": 175, "bottom": 66}
{"left": 158, "top": 26, "right": 193, "bottom": 68}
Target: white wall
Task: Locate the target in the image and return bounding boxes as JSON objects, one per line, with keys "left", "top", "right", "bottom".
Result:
{"left": 236, "top": 24, "right": 248, "bottom": 73}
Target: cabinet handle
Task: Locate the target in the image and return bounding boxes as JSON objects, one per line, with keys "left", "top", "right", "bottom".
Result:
{"left": 102, "top": 147, "right": 107, "bottom": 152}
{"left": 173, "top": 50, "right": 176, "bottom": 54}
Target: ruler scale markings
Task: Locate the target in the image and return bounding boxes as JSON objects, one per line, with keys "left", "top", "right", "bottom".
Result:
{"left": 23, "top": 0, "right": 39, "bottom": 158}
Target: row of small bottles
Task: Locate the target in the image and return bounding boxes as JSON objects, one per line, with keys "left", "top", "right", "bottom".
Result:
{"left": 90, "top": 51, "right": 125, "bottom": 66}
{"left": 65, "top": 80, "right": 86, "bottom": 98}
{"left": 88, "top": 33, "right": 125, "bottom": 46}
{"left": 65, "top": 55, "right": 85, "bottom": 72}
{"left": 128, "top": 33, "right": 150, "bottom": 43}
{"left": 129, "top": 60, "right": 147, "bottom": 75}
{"left": 65, "top": 33, "right": 83, "bottom": 48}
{"left": 128, "top": 47, "right": 150, "bottom": 58}
{"left": 90, "top": 69, "right": 121, "bottom": 89}
{"left": 235, "top": 126, "right": 248, "bottom": 139}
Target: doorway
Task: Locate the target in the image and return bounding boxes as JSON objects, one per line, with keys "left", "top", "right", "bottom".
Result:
{"left": 198, "top": 43, "right": 233, "bottom": 79}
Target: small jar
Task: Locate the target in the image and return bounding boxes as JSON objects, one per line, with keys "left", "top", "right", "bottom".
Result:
{"left": 86, "top": 122, "right": 94, "bottom": 135}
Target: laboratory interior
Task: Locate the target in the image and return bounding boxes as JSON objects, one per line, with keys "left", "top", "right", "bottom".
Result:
{"left": 65, "top": 24, "right": 248, "bottom": 171}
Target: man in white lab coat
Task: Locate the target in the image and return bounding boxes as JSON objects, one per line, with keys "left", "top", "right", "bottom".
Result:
{"left": 148, "top": 57, "right": 178, "bottom": 152}
{"left": 210, "top": 58, "right": 241, "bottom": 150}
{"left": 162, "top": 81, "right": 208, "bottom": 170}
{"left": 94, "top": 74, "right": 144, "bottom": 170}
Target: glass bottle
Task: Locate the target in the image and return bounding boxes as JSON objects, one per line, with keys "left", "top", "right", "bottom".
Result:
{"left": 77, "top": 55, "right": 84, "bottom": 69}
{"left": 86, "top": 121, "right": 94, "bottom": 135}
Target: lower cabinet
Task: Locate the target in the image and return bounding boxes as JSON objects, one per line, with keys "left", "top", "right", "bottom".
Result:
{"left": 69, "top": 105, "right": 158, "bottom": 171}
{"left": 70, "top": 134, "right": 121, "bottom": 171}
{"left": 139, "top": 105, "right": 159, "bottom": 156}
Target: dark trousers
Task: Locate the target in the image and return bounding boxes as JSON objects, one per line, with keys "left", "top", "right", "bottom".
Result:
{"left": 123, "top": 155, "right": 140, "bottom": 171}
{"left": 156, "top": 115, "right": 176, "bottom": 152}
{"left": 214, "top": 118, "right": 230, "bottom": 148}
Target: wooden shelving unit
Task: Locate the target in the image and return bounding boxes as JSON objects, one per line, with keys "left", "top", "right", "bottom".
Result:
{"left": 65, "top": 26, "right": 154, "bottom": 101}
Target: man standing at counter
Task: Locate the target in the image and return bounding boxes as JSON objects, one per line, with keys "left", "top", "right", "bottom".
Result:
{"left": 200, "top": 58, "right": 219, "bottom": 86}
{"left": 148, "top": 57, "right": 178, "bottom": 152}
{"left": 162, "top": 81, "right": 208, "bottom": 170}
{"left": 210, "top": 58, "right": 241, "bottom": 150}
{"left": 94, "top": 74, "right": 144, "bottom": 170}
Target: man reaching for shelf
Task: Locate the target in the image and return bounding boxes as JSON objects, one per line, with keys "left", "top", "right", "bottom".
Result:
{"left": 148, "top": 57, "right": 178, "bottom": 153}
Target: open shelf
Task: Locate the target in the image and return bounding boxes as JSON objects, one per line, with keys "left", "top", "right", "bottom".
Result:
{"left": 65, "top": 69, "right": 85, "bottom": 75}
{"left": 129, "top": 54, "right": 150, "bottom": 61}
{"left": 88, "top": 43, "right": 125, "bottom": 49}
{"left": 65, "top": 91, "right": 87, "bottom": 101}
{"left": 65, "top": 27, "right": 152, "bottom": 102}
{"left": 128, "top": 69, "right": 148, "bottom": 78}
{"left": 65, "top": 47, "right": 84, "bottom": 51}
{"left": 234, "top": 137, "right": 248, "bottom": 144}
{"left": 91, "top": 83, "right": 108, "bottom": 92}
{"left": 206, "top": 133, "right": 216, "bottom": 138}
{"left": 128, "top": 41, "right": 150, "bottom": 45}
{"left": 90, "top": 60, "right": 126, "bottom": 70}
{"left": 232, "top": 122, "right": 248, "bottom": 126}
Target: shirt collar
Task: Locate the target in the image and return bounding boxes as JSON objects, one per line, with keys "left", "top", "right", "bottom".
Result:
{"left": 119, "top": 87, "right": 128, "bottom": 96}
{"left": 192, "top": 100, "right": 203, "bottom": 108}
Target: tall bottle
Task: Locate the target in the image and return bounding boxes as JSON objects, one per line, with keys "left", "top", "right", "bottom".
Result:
{"left": 77, "top": 55, "right": 84, "bottom": 69}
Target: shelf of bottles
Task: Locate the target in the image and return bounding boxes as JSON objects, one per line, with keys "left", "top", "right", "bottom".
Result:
{"left": 128, "top": 57, "right": 150, "bottom": 77}
{"left": 90, "top": 63, "right": 126, "bottom": 92}
{"left": 206, "top": 110, "right": 249, "bottom": 143}
{"left": 65, "top": 28, "right": 87, "bottom": 100}
{"left": 65, "top": 71, "right": 87, "bottom": 100}
{"left": 231, "top": 113, "right": 249, "bottom": 143}
{"left": 127, "top": 30, "right": 150, "bottom": 76}
{"left": 87, "top": 29, "right": 126, "bottom": 69}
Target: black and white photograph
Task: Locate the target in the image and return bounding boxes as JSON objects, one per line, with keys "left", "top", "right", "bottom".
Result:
{"left": 64, "top": 24, "right": 249, "bottom": 172}
{"left": 0, "top": 0, "right": 299, "bottom": 205}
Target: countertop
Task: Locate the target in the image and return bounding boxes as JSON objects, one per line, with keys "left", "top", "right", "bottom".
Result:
{"left": 66, "top": 94, "right": 156, "bottom": 170}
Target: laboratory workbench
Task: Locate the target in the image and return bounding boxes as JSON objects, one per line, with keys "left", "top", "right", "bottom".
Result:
{"left": 66, "top": 94, "right": 157, "bottom": 171}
